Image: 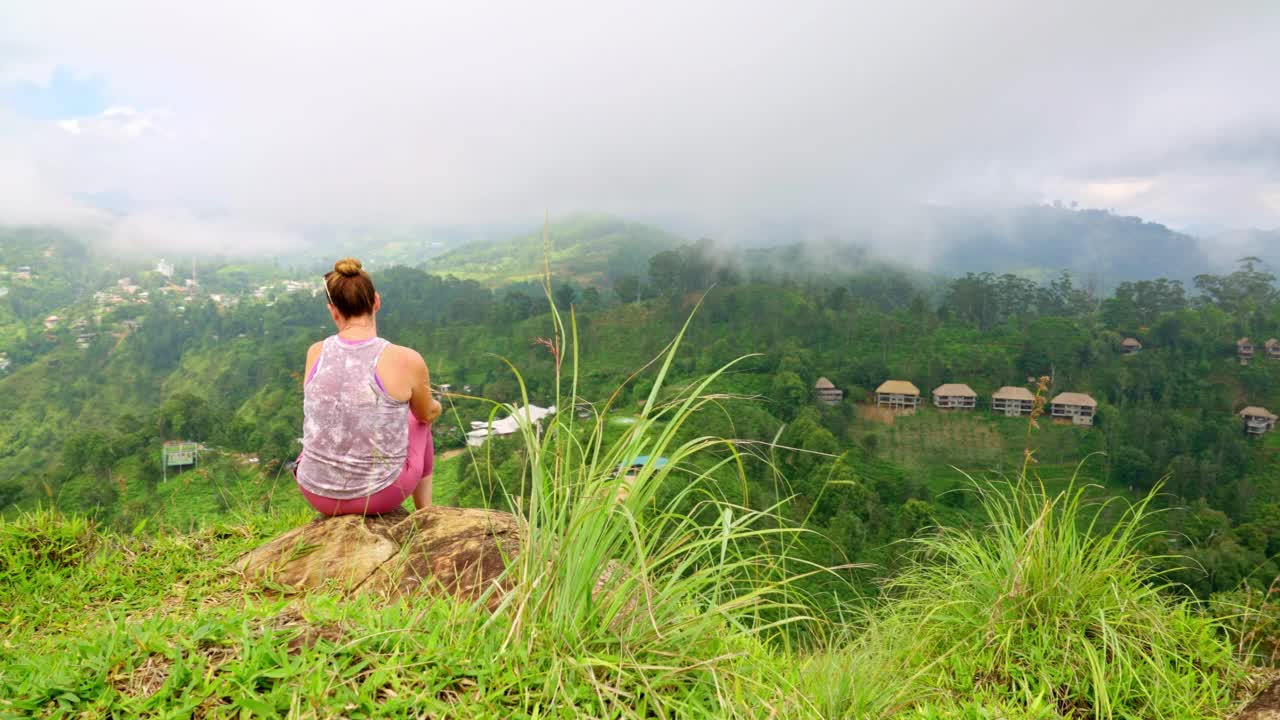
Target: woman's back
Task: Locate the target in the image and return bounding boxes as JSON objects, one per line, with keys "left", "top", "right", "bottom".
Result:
{"left": 297, "top": 335, "right": 409, "bottom": 499}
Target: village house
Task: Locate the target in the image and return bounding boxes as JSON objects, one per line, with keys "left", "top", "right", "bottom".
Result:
{"left": 1121, "top": 337, "right": 1142, "bottom": 355}
{"left": 1240, "top": 406, "right": 1278, "bottom": 435}
{"left": 1266, "top": 338, "right": 1280, "bottom": 360}
{"left": 932, "top": 383, "right": 977, "bottom": 410}
{"left": 875, "top": 380, "right": 921, "bottom": 411}
{"left": 1239, "top": 337, "right": 1255, "bottom": 365}
{"left": 1050, "top": 392, "right": 1098, "bottom": 426}
{"left": 466, "top": 404, "right": 556, "bottom": 447}
{"left": 814, "top": 377, "right": 843, "bottom": 405}
{"left": 43, "top": 315, "right": 59, "bottom": 330}
{"left": 991, "top": 386, "right": 1036, "bottom": 416}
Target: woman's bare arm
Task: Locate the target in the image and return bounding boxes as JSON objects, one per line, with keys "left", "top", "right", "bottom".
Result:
{"left": 303, "top": 341, "right": 323, "bottom": 390}
{"left": 407, "top": 350, "right": 442, "bottom": 424}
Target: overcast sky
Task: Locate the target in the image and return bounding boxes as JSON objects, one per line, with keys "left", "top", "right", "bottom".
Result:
{"left": 1, "top": 1, "right": 1278, "bottom": 252}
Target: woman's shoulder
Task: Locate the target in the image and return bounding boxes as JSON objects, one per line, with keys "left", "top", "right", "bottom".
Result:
{"left": 382, "top": 342, "right": 425, "bottom": 368}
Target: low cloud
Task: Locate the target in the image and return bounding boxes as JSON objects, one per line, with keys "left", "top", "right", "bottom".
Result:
{"left": 58, "top": 106, "right": 176, "bottom": 140}
{"left": 0, "top": 1, "right": 1277, "bottom": 245}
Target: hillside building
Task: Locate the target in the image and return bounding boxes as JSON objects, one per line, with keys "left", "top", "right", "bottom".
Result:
{"left": 932, "top": 383, "right": 977, "bottom": 409}
{"left": 814, "top": 377, "right": 843, "bottom": 405}
{"left": 1050, "top": 392, "right": 1097, "bottom": 426}
{"left": 1121, "top": 337, "right": 1142, "bottom": 355}
{"left": 43, "top": 315, "right": 59, "bottom": 330}
{"left": 466, "top": 404, "right": 556, "bottom": 447}
{"left": 875, "top": 380, "right": 920, "bottom": 411}
{"left": 1241, "top": 406, "right": 1278, "bottom": 435}
{"left": 1267, "top": 338, "right": 1280, "bottom": 360}
{"left": 991, "top": 386, "right": 1036, "bottom": 416}
{"left": 1239, "top": 337, "right": 1255, "bottom": 365}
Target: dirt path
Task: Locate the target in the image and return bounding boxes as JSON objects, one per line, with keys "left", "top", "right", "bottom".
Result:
{"left": 436, "top": 448, "right": 468, "bottom": 462}
{"left": 1235, "top": 676, "right": 1280, "bottom": 719}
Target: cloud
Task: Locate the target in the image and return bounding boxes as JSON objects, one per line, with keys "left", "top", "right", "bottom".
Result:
{"left": 105, "top": 211, "right": 302, "bottom": 256}
{"left": 0, "top": 61, "right": 54, "bottom": 88}
{"left": 0, "top": 0, "right": 1277, "bottom": 243}
{"left": 58, "top": 106, "right": 176, "bottom": 140}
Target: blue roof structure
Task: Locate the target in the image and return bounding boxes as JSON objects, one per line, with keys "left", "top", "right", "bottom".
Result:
{"left": 618, "top": 455, "right": 668, "bottom": 469}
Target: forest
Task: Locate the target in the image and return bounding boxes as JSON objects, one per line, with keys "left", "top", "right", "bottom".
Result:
{"left": 4, "top": 221, "right": 1280, "bottom": 606}
{"left": 7, "top": 219, "right": 1280, "bottom": 716}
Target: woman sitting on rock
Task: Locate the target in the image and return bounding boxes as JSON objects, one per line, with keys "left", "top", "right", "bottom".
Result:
{"left": 295, "top": 257, "right": 441, "bottom": 515}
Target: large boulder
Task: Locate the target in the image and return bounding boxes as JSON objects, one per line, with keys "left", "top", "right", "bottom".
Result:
{"left": 233, "top": 506, "right": 522, "bottom": 609}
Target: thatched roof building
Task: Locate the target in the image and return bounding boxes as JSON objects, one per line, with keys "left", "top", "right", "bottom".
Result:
{"left": 932, "top": 383, "right": 976, "bottom": 409}
{"left": 875, "top": 380, "right": 920, "bottom": 410}
{"left": 992, "top": 386, "right": 1035, "bottom": 416}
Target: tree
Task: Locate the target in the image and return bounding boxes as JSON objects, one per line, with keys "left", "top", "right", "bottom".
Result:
{"left": 501, "top": 291, "right": 534, "bottom": 322}
{"left": 648, "top": 250, "right": 683, "bottom": 295}
{"left": 1110, "top": 446, "right": 1154, "bottom": 489}
{"left": 613, "top": 274, "right": 641, "bottom": 304}
{"left": 770, "top": 371, "right": 809, "bottom": 421}
{"left": 552, "top": 284, "right": 577, "bottom": 311}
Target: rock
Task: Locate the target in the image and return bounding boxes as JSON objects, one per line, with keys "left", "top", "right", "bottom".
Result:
{"left": 233, "top": 506, "right": 522, "bottom": 609}
{"left": 359, "top": 506, "right": 522, "bottom": 610}
{"left": 1237, "top": 679, "right": 1280, "bottom": 720}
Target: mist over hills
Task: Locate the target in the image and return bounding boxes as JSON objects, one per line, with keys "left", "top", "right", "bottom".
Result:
{"left": 378, "top": 205, "right": 1261, "bottom": 289}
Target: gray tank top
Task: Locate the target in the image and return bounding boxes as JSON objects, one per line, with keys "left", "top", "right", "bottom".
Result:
{"left": 297, "top": 336, "right": 409, "bottom": 499}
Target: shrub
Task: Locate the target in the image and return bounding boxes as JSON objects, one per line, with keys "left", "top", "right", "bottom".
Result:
{"left": 804, "top": 474, "right": 1246, "bottom": 718}
{"left": 0, "top": 506, "right": 96, "bottom": 577}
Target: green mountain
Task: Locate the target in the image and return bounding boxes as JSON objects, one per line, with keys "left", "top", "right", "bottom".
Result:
{"left": 426, "top": 215, "right": 682, "bottom": 286}
{"left": 4, "top": 218, "right": 1280, "bottom": 716}
{"left": 930, "top": 205, "right": 1210, "bottom": 284}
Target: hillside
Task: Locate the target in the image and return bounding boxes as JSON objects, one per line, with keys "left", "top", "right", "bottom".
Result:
{"left": 4, "top": 220, "right": 1280, "bottom": 714}
{"left": 929, "top": 205, "right": 1211, "bottom": 284}
{"left": 426, "top": 215, "right": 682, "bottom": 286}
{"left": 0, "top": 384, "right": 1266, "bottom": 718}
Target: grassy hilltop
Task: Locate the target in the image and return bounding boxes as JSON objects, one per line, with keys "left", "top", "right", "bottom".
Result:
{"left": 0, "top": 334, "right": 1262, "bottom": 717}
{"left": 4, "top": 215, "right": 1280, "bottom": 715}
{"left": 426, "top": 215, "right": 681, "bottom": 287}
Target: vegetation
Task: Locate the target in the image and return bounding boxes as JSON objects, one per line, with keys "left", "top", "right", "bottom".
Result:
{"left": 0, "top": 325, "right": 1262, "bottom": 717}
{"left": 3, "top": 212, "right": 1280, "bottom": 714}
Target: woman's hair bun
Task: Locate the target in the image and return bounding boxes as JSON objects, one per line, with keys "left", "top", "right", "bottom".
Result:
{"left": 334, "top": 257, "right": 363, "bottom": 277}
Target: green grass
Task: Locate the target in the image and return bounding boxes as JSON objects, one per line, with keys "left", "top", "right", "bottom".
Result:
{"left": 802, "top": 472, "right": 1248, "bottom": 718}
{"left": 0, "top": 289, "right": 1262, "bottom": 717}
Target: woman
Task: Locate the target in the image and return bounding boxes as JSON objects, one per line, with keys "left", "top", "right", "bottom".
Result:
{"left": 295, "top": 257, "right": 442, "bottom": 515}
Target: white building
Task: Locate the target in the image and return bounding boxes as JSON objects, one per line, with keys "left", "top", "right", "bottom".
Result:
{"left": 875, "top": 380, "right": 921, "bottom": 411}
{"left": 1050, "top": 392, "right": 1098, "bottom": 426}
{"left": 1241, "top": 406, "right": 1278, "bottom": 435}
{"left": 991, "top": 386, "right": 1036, "bottom": 416}
{"left": 156, "top": 258, "right": 175, "bottom": 279}
{"left": 932, "top": 383, "right": 977, "bottom": 410}
{"left": 466, "top": 404, "right": 556, "bottom": 447}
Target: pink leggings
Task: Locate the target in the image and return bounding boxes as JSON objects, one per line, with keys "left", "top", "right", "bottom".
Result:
{"left": 297, "top": 416, "right": 434, "bottom": 516}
